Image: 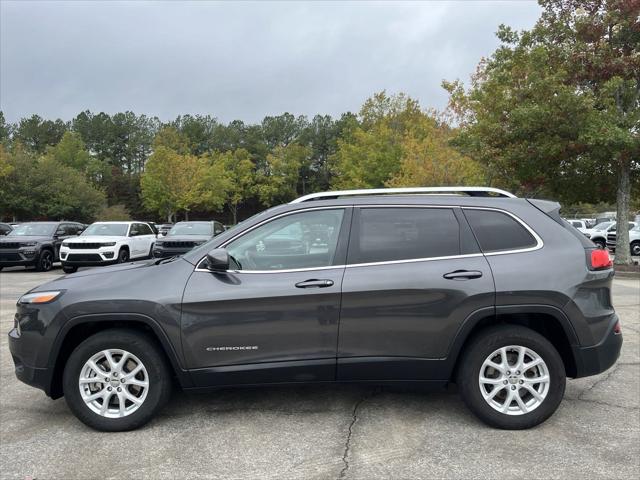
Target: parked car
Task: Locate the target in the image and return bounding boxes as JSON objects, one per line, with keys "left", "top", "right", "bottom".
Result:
{"left": 0, "top": 221, "right": 84, "bottom": 272}
{"left": 157, "top": 223, "right": 174, "bottom": 236}
{"left": 606, "top": 223, "right": 640, "bottom": 256}
{"left": 153, "top": 221, "right": 225, "bottom": 258}
{"left": 59, "top": 221, "right": 156, "bottom": 274}
{"left": 565, "top": 219, "right": 589, "bottom": 234}
{"left": 0, "top": 223, "right": 13, "bottom": 236}
{"left": 146, "top": 222, "right": 159, "bottom": 236}
{"left": 8, "top": 187, "right": 621, "bottom": 431}
{"left": 588, "top": 221, "right": 617, "bottom": 248}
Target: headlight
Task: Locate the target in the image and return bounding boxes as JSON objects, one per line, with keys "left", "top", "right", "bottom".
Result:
{"left": 19, "top": 290, "right": 64, "bottom": 304}
{"left": 20, "top": 242, "right": 38, "bottom": 247}
{"left": 61, "top": 241, "right": 69, "bottom": 246}
{"left": 101, "top": 242, "right": 116, "bottom": 247}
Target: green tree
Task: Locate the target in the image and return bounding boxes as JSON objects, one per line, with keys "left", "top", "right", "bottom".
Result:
{"left": 256, "top": 144, "right": 308, "bottom": 205}
{"left": 14, "top": 114, "right": 68, "bottom": 153}
{"left": 444, "top": 0, "right": 639, "bottom": 264}
{"left": 216, "top": 149, "right": 255, "bottom": 224}
{"left": 0, "top": 112, "right": 12, "bottom": 144}
{"left": 0, "top": 143, "right": 104, "bottom": 222}
{"left": 140, "top": 146, "right": 202, "bottom": 222}
{"left": 45, "top": 131, "right": 107, "bottom": 186}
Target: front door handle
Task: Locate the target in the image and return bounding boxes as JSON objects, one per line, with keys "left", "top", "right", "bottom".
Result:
{"left": 295, "top": 279, "right": 334, "bottom": 288}
{"left": 443, "top": 270, "right": 483, "bottom": 280}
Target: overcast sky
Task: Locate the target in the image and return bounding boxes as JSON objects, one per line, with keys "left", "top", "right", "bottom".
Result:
{"left": 1, "top": 1, "right": 541, "bottom": 124}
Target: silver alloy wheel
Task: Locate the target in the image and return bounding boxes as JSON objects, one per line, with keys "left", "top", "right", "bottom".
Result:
{"left": 478, "top": 345, "right": 550, "bottom": 416}
{"left": 632, "top": 242, "right": 640, "bottom": 256}
{"left": 78, "top": 349, "right": 149, "bottom": 418}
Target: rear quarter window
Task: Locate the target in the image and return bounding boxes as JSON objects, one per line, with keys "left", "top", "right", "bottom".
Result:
{"left": 464, "top": 209, "right": 538, "bottom": 253}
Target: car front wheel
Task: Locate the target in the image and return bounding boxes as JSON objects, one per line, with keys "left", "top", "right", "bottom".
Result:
{"left": 62, "top": 265, "right": 78, "bottom": 274}
{"left": 457, "top": 325, "right": 565, "bottom": 429}
{"left": 35, "top": 249, "right": 54, "bottom": 272}
{"left": 62, "top": 329, "right": 172, "bottom": 431}
{"left": 631, "top": 241, "right": 640, "bottom": 256}
{"left": 117, "top": 248, "right": 129, "bottom": 263}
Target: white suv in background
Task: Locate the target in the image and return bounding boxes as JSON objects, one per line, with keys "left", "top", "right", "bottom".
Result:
{"left": 60, "top": 221, "right": 156, "bottom": 273}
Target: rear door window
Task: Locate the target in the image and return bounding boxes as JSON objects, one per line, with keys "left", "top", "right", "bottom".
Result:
{"left": 464, "top": 209, "right": 537, "bottom": 253}
{"left": 348, "top": 207, "right": 460, "bottom": 264}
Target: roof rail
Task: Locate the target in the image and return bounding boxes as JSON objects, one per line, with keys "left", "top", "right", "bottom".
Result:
{"left": 290, "top": 186, "right": 517, "bottom": 203}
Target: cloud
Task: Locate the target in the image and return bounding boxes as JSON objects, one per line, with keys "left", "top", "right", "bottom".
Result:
{"left": 0, "top": 0, "right": 540, "bottom": 123}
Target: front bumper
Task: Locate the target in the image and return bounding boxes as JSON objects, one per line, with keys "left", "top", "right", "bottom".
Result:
{"left": 60, "top": 248, "right": 117, "bottom": 266}
{"left": 0, "top": 249, "right": 39, "bottom": 267}
{"left": 572, "top": 315, "right": 623, "bottom": 378}
{"left": 8, "top": 326, "right": 53, "bottom": 396}
{"left": 153, "top": 247, "right": 191, "bottom": 258}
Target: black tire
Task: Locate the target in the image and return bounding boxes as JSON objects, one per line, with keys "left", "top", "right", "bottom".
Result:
{"left": 62, "top": 264, "right": 78, "bottom": 274}
{"left": 457, "top": 325, "right": 565, "bottom": 430}
{"left": 35, "top": 249, "right": 54, "bottom": 272}
{"left": 117, "top": 248, "right": 129, "bottom": 263}
{"left": 593, "top": 239, "right": 606, "bottom": 249}
{"left": 62, "top": 329, "right": 172, "bottom": 431}
{"left": 631, "top": 241, "right": 640, "bottom": 256}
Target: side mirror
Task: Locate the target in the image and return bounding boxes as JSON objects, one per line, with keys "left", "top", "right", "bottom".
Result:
{"left": 205, "top": 248, "right": 229, "bottom": 272}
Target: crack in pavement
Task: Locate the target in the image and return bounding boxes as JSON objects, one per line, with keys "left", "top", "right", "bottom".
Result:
{"left": 578, "top": 364, "right": 620, "bottom": 400}
{"left": 338, "top": 388, "right": 380, "bottom": 480}
{"left": 564, "top": 396, "right": 638, "bottom": 412}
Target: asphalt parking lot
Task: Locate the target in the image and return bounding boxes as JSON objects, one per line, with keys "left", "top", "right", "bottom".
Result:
{"left": 0, "top": 266, "right": 638, "bottom": 480}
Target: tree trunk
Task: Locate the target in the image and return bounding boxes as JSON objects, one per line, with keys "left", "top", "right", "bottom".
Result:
{"left": 185, "top": 211, "right": 189, "bottom": 221}
{"left": 231, "top": 203, "right": 238, "bottom": 225}
{"left": 614, "top": 159, "right": 632, "bottom": 266}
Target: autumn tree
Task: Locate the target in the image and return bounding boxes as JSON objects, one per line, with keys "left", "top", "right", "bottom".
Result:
{"left": 444, "top": 0, "right": 639, "bottom": 264}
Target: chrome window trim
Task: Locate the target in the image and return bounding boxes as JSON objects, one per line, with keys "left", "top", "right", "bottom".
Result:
{"left": 194, "top": 204, "right": 543, "bottom": 273}
{"left": 461, "top": 206, "right": 544, "bottom": 256}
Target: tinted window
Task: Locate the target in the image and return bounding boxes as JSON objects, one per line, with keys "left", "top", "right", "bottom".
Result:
{"left": 464, "top": 209, "right": 537, "bottom": 253}
{"left": 349, "top": 208, "right": 460, "bottom": 264}
{"left": 214, "top": 222, "right": 225, "bottom": 235}
{"left": 137, "top": 223, "right": 153, "bottom": 235}
{"left": 226, "top": 209, "right": 345, "bottom": 271}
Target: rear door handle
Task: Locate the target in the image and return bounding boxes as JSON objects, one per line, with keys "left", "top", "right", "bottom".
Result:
{"left": 443, "top": 270, "right": 483, "bottom": 280}
{"left": 295, "top": 279, "right": 334, "bottom": 288}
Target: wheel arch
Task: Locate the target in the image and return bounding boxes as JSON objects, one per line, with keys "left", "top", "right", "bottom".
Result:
{"left": 47, "top": 313, "right": 192, "bottom": 399}
{"left": 447, "top": 305, "right": 580, "bottom": 381}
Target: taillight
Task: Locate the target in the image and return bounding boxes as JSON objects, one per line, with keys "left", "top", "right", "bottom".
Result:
{"left": 613, "top": 320, "right": 622, "bottom": 334}
{"left": 589, "top": 249, "right": 612, "bottom": 270}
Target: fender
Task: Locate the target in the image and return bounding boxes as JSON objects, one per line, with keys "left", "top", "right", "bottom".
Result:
{"left": 48, "top": 312, "right": 194, "bottom": 389}
{"left": 444, "top": 304, "right": 580, "bottom": 376}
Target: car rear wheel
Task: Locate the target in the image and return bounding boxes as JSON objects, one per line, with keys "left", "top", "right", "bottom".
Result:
{"left": 631, "top": 241, "right": 640, "bottom": 256}
{"left": 117, "top": 248, "right": 129, "bottom": 263}
{"left": 35, "top": 249, "right": 53, "bottom": 272}
{"left": 457, "top": 325, "right": 565, "bottom": 429}
{"left": 62, "top": 329, "right": 171, "bottom": 431}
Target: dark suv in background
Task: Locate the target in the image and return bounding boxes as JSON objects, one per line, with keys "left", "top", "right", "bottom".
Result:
{"left": 8, "top": 187, "right": 621, "bottom": 431}
{"left": 153, "top": 221, "right": 225, "bottom": 258}
{"left": 0, "top": 221, "right": 84, "bottom": 271}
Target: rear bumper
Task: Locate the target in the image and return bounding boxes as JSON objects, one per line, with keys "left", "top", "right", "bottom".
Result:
{"left": 572, "top": 315, "right": 622, "bottom": 378}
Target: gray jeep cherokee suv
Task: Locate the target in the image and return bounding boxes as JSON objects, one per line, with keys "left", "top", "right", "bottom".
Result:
{"left": 8, "top": 187, "right": 622, "bottom": 431}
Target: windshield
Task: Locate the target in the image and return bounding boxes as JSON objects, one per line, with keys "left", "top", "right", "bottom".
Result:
{"left": 8, "top": 223, "right": 57, "bottom": 236}
{"left": 82, "top": 223, "right": 129, "bottom": 236}
{"left": 168, "top": 223, "right": 212, "bottom": 236}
